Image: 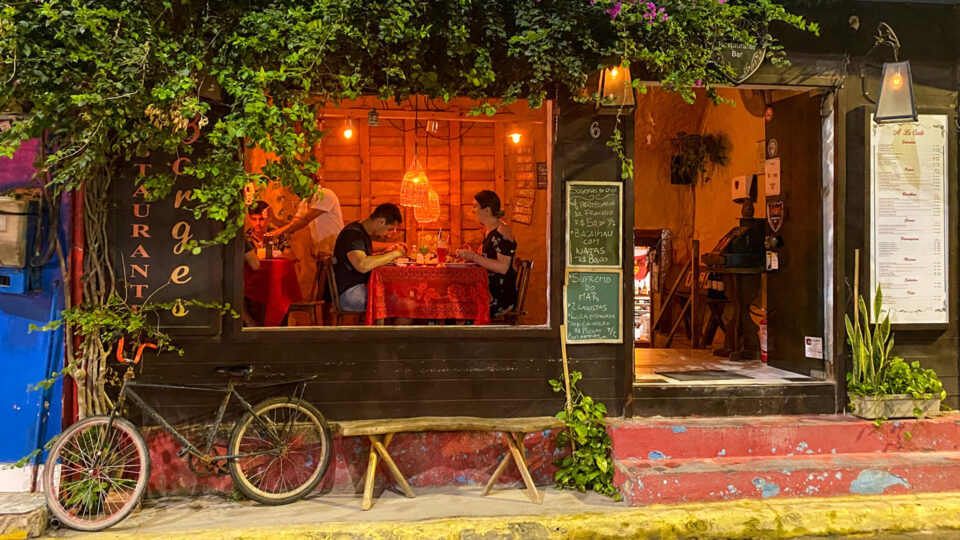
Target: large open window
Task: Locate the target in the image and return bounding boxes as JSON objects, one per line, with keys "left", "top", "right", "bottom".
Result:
{"left": 240, "top": 97, "right": 551, "bottom": 329}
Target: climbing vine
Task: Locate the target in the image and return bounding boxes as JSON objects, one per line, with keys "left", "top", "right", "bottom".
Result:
{"left": 0, "top": 1, "right": 815, "bottom": 416}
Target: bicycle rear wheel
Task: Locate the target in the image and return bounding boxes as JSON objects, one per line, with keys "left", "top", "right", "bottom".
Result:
{"left": 228, "top": 397, "right": 331, "bottom": 505}
{"left": 43, "top": 415, "right": 150, "bottom": 531}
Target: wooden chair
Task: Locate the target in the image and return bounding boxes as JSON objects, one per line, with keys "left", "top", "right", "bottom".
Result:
{"left": 324, "top": 256, "right": 366, "bottom": 325}
{"left": 495, "top": 258, "right": 533, "bottom": 326}
{"left": 287, "top": 254, "right": 331, "bottom": 326}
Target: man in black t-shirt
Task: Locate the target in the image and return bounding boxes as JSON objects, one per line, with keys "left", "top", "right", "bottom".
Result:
{"left": 333, "top": 203, "right": 405, "bottom": 312}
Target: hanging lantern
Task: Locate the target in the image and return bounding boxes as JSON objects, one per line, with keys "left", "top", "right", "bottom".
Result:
{"left": 597, "top": 63, "right": 635, "bottom": 113}
{"left": 399, "top": 156, "right": 430, "bottom": 207}
{"left": 415, "top": 188, "right": 441, "bottom": 223}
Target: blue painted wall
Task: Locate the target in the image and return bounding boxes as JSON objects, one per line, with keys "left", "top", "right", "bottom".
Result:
{"left": 0, "top": 138, "right": 65, "bottom": 468}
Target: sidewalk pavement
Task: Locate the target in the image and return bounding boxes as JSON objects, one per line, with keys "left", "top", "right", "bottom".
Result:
{"left": 39, "top": 487, "right": 960, "bottom": 540}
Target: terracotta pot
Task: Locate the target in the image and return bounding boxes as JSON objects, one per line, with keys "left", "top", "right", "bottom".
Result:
{"left": 848, "top": 393, "right": 941, "bottom": 420}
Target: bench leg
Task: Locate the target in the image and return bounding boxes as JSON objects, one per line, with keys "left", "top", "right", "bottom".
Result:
{"left": 361, "top": 435, "right": 381, "bottom": 510}
{"left": 504, "top": 432, "right": 542, "bottom": 504}
{"left": 371, "top": 434, "right": 415, "bottom": 499}
{"left": 481, "top": 451, "right": 514, "bottom": 496}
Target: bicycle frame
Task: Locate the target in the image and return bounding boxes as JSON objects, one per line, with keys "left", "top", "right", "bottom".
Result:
{"left": 94, "top": 376, "right": 311, "bottom": 464}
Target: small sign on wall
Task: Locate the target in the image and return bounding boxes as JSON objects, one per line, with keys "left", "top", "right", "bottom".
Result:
{"left": 764, "top": 157, "right": 781, "bottom": 196}
{"left": 804, "top": 336, "right": 823, "bottom": 359}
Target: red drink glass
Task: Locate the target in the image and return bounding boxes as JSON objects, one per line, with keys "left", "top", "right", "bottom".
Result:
{"left": 437, "top": 246, "right": 448, "bottom": 264}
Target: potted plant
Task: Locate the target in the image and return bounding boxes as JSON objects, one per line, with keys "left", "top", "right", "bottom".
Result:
{"left": 846, "top": 286, "right": 946, "bottom": 419}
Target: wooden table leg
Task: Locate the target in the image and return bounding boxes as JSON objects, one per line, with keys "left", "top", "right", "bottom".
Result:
{"left": 481, "top": 451, "right": 513, "bottom": 496}
{"left": 370, "top": 434, "right": 415, "bottom": 499}
{"left": 504, "top": 432, "right": 541, "bottom": 504}
{"left": 361, "top": 435, "right": 381, "bottom": 510}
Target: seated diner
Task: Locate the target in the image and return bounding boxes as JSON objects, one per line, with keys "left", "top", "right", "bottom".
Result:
{"left": 333, "top": 203, "right": 406, "bottom": 312}
{"left": 457, "top": 190, "right": 518, "bottom": 319}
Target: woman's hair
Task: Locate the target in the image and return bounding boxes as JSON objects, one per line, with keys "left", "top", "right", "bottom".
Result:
{"left": 475, "top": 190, "right": 504, "bottom": 219}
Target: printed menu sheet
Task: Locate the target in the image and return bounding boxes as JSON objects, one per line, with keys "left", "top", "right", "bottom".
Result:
{"left": 870, "top": 115, "right": 949, "bottom": 324}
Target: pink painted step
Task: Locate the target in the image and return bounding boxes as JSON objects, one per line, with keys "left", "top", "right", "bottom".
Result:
{"left": 609, "top": 414, "right": 960, "bottom": 461}
{"left": 614, "top": 451, "right": 960, "bottom": 505}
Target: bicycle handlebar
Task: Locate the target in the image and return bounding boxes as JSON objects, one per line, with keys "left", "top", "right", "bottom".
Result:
{"left": 116, "top": 336, "right": 158, "bottom": 365}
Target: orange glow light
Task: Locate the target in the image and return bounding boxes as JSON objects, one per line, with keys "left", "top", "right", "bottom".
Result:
{"left": 342, "top": 118, "right": 355, "bottom": 139}
{"left": 610, "top": 67, "right": 619, "bottom": 78}
{"left": 891, "top": 71, "right": 903, "bottom": 90}
{"left": 509, "top": 132, "right": 521, "bottom": 144}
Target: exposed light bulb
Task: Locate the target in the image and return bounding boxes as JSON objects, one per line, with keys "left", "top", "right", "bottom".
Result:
{"left": 343, "top": 118, "right": 355, "bottom": 139}
{"left": 610, "top": 67, "right": 619, "bottom": 78}
{"left": 891, "top": 71, "right": 903, "bottom": 90}
{"left": 509, "top": 132, "right": 521, "bottom": 144}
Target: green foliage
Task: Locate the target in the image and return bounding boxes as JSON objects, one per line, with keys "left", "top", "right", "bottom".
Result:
{"left": 549, "top": 371, "right": 621, "bottom": 501}
{"left": 847, "top": 357, "right": 947, "bottom": 402}
{"left": 845, "top": 286, "right": 894, "bottom": 393}
{"left": 30, "top": 294, "right": 236, "bottom": 390}
{"left": 1, "top": 1, "right": 815, "bottom": 244}
{"left": 669, "top": 132, "right": 731, "bottom": 184}
{"left": 846, "top": 285, "right": 946, "bottom": 403}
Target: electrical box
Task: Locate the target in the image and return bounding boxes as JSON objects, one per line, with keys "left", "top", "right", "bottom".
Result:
{"left": 0, "top": 197, "right": 35, "bottom": 268}
{"left": 0, "top": 197, "right": 38, "bottom": 294}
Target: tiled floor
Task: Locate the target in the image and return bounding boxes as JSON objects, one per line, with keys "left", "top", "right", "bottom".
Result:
{"left": 634, "top": 347, "right": 815, "bottom": 385}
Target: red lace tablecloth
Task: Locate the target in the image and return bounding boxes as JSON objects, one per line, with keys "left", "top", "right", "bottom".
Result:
{"left": 366, "top": 265, "right": 491, "bottom": 325}
{"left": 244, "top": 258, "right": 302, "bottom": 326}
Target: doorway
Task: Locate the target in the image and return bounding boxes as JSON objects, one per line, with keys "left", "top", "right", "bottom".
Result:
{"left": 630, "top": 87, "right": 835, "bottom": 415}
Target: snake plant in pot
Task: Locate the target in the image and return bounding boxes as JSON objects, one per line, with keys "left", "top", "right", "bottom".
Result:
{"left": 846, "top": 286, "right": 946, "bottom": 419}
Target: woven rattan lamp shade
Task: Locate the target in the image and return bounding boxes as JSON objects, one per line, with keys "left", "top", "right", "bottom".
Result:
{"left": 415, "top": 188, "right": 441, "bottom": 223}
{"left": 399, "top": 157, "right": 430, "bottom": 207}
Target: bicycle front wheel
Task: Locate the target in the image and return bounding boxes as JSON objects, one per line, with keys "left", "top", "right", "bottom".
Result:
{"left": 228, "top": 397, "right": 331, "bottom": 505}
{"left": 43, "top": 415, "right": 150, "bottom": 531}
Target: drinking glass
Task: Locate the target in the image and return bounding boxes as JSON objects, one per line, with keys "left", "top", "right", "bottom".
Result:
{"left": 437, "top": 238, "right": 448, "bottom": 264}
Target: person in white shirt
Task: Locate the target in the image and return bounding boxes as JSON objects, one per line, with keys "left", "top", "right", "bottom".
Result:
{"left": 267, "top": 185, "right": 345, "bottom": 299}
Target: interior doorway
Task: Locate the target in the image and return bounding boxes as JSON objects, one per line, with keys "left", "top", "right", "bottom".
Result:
{"left": 631, "top": 86, "right": 832, "bottom": 391}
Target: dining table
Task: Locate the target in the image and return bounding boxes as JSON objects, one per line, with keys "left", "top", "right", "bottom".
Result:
{"left": 365, "top": 263, "right": 492, "bottom": 325}
{"left": 243, "top": 257, "right": 302, "bottom": 326}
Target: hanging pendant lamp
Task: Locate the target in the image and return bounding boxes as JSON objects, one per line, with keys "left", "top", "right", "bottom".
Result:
{"left": 415, "top": 188, "right": 441, "bottom": 223}
{"left": 399, "top": 156, "right": 430, "bottom": 207}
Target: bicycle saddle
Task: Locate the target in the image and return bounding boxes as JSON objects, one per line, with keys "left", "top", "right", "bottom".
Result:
{"left": 214, "top": 365, "right": 254, "bottom": 378}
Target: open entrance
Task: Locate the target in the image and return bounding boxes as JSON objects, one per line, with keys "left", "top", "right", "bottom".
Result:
{"left": 631, "top": 87, "right": 835, "bottom": 415}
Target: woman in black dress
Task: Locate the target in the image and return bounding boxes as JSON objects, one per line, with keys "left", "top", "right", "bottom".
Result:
{"left": 456, "top": 190, "right": 518, "bottom": 318}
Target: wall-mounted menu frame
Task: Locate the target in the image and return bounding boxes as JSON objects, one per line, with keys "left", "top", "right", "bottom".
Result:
{"left": 566, "top": 181, "right": 622, "bottom": 268}
{"left": 869, "top": 114, "right": 949, "bottom": 325}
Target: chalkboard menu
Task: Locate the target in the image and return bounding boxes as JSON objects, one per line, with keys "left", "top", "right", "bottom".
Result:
{"left": 566, "top": 182, "right": 621, "bottom": 268}
{"left": 113, "top": 112, "right": 224, "bottom": 334}
{"left": 564, "top": 270, "right": 622, "bottom": 344}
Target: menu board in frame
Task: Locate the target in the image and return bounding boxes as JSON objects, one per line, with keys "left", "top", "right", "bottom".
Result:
{"left": 869, "top": 114, "right": 949, "bottom": 325}
{"left": 564, "top": 269, "right": 623, "bottom": 344}
{"left": 566, "top": 181, "right": 622, "bottom": 268}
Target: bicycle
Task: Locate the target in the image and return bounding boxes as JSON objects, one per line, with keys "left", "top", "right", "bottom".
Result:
{"left": 43, "top": 337, "right": 332, "bottom": 531}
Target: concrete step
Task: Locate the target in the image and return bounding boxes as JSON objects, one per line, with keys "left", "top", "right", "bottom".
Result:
{"left": 0, "top": 492, "right": 47, "bottom": 538}
{"left": 613, "top": 451, "right": 960, "bottom": 505}
{"left": 609, "top": 414, "right": 960, "bottom": 460}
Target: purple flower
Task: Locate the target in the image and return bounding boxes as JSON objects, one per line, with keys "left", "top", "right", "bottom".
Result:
{"left": 12, "top": 80, "right": 20, "bottom": 87}
{"left": 607, "top": 1, "right": 622, "bottom": 18}
{"left": 718, "top": 0, "right": 726, "bottom": 3}
{"left": 695, "top": 79, "right": 703, "bottom": 87}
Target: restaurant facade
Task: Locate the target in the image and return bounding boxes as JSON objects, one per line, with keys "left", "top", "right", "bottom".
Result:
{"left": 90, "top": 0, "right": 959, "bottom": 426}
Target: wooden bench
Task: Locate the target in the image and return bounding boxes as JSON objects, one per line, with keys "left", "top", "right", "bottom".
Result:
{"left": 332, "top": 416, "right": 565, "bottom": 510}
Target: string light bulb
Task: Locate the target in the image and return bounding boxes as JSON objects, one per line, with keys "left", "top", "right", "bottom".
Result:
{"left": 342, "top": 118, "right": 355, "bottom": 139}
{"left": 891, "top": 70, "right": 903, "bottom": 90}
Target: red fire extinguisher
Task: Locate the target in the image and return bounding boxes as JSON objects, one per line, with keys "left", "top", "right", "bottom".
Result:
{"left": 759, "top": 317, "right": 768, "bottom": 364}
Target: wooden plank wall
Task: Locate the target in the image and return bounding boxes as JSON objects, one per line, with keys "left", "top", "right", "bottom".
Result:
{"left": 320, "top": 118, "right": 499, "bottom": 250}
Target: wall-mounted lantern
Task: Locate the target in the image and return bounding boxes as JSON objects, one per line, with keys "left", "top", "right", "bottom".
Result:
{"left": 597, "top": 64, "right": 635, "bottom": 113}
{"left": 860, "top": 22, "right": 917, "bottom": 124}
